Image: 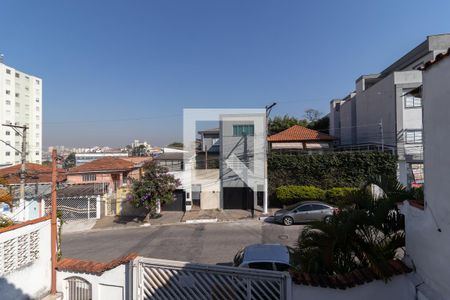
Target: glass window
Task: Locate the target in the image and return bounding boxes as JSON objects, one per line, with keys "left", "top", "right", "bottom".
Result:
{"left": 311, "top": 204, "right": 328, "bottom": 210}
{"left": 405, "top": 96, "right": 422, "bottom": 108}
{"left": 296, "top": 204, "right": 313, "bottom": 212}
{"left": 248, "top": 262, "right": 274, "bottom": 271}
{"left": 5, "top": 100, "right": 10, "bottom": 105}
{"left": 6, "top": 69, "right": 11, "bottom": 74}
{"left": 82, "top": 174, "right": 97, "bottom": 181}
{"left": 5, "top": 152, "right": 10, "bottom": 156}
{"left": 233, "top": 124, "right": 254, "bottom": 136}
{"left": 275, "top": 263, "right": 290, "bottom": 272}
{"left": 5, "top": 90, "right": 10, "bottom": 95}
{"left": 15, "top": 73, "right": 20, "bottom": 78}
{"left": 405, "top": 130, "right": 422, "bottom": 144}
{"left": 5, "top": 131, "right": 10, "bottom": 136}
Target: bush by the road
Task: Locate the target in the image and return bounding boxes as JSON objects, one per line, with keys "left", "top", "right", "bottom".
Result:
{"left": 276, "top": 185, "right": 326, "bottom": 205}
{"left": 325, "top": 187, "right": 358, "bottom": 206}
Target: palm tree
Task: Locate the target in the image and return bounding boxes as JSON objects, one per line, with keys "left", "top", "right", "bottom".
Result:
{"left": 294, "top": 177, "right": 405, "bottom": 279}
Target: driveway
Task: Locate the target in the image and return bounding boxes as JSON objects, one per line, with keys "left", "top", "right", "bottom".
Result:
{"left": 61, "top": 220, "right": 304, "bottom": 265}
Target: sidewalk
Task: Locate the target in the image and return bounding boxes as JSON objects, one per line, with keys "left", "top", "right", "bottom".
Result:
{"left": 63, "top": 208, "right": 279, "bottom": 233}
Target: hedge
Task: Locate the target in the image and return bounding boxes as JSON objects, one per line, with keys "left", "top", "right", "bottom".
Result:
{"left": 276, "top": 185, "right": 325, "bottom": 205}
{"left": 325, "top": 187, "right": 359, "bottom": 205}
{"left": 268, "top": 152, "right": 396, "bottom": 202}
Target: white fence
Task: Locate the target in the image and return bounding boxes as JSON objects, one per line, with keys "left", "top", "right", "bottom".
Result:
{"left": 133, "top": 257, "right": 292, "bottom": 300}
{"left": 0, "top": 217, "right": 51, "bottom": 299}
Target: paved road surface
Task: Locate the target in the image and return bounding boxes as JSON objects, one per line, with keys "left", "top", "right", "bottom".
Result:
{"left": 62, "top": 220, "right": 304, "bottom": 265}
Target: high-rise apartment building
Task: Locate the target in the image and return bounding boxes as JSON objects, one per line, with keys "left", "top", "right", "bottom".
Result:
{"left": 0, "top": 62, "right": 42, "bottom": 166}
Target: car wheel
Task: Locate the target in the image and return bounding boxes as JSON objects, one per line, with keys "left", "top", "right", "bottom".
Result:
{"left": 283, "top": 216, "right": 294, "bottom": 226}
{"left": 324, "top": 216, "right": 332, "bottom": 223}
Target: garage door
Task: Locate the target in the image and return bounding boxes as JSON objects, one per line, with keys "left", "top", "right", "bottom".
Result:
{"left": 223, "top": 187, "right": 254, "bottom": 210}
{"left": 162, "top": 190, "right": 185, "bottom": 211}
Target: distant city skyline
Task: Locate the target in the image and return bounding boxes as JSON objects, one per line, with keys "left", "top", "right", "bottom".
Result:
{"left": 1, "top": 0, "right": 450, "bottom": 147}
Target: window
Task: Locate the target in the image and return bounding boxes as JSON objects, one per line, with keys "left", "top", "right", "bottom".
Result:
{"left": 65, "top": 277, "right": 92, "bottom": 300}
{"left": 405, "top": 130, "right": 423, "bottom": 144}
{"left": 5, "top": 131, "right": 10, "bottom": 136}
{"left": 5, "top": 90, "right": 10, "bottom": 95}
{"left": 296, "top": 204, "right": 313, "bottom": 212}
{"left": 311, "top": 204, "right": 328, "bottom": 211}
{"left": 405, "top": 96, "right": 422, "bottom": 108}
{"left": 15, "top": 93, "right": 19, "bottom": 97}
{"left": 82, "top": 174, "right": 96, "bottom": 182}
{"left": 5, "top": 100, "right": 10, "bottom": 105}
{"left": 5, "top": 69, "right": 11, "bottom": 74}
{"left": 248, "top": 262, "right": 274, "bottom": 271}
{"left": 35, "top": 98, "right": 40, "bottom": 103}
{"left": 5, "top": 79, "right": 10, "bottom": 85}
{"left": 15, "top": 73, "right": 20, "bottom": 78}
{"left": 35, "top": 79, "right": 40, "bottom": 85}
{"left": 5, "top": 152, "right": 10, "bottom": 156}
{"left": 35, "top": 151, "right": 39, "bottom": 156}
{"left": 275, "top": 263, "right": 291, "bottom": 272}
{"left": 233, "top": 124, "right": 254, "bottom": 136}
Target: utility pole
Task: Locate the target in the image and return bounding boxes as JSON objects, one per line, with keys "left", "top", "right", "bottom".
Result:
{"left": 51, "top": 149, "right": 57, "bottom": 295}
{"left": 2, "top": 124, "right": 27, "bottom": 220}
{"left": 379, "top": 119, "right": 384, "bottom": 152}
{"left": 263, "top": 102, "right": 277, "bottom": 215}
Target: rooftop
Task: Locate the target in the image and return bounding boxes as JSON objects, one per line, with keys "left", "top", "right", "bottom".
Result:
{"left": 57, "top": 253, "right": 138, "bottom": 275}
{"left": 68, "top": 157, "right": 136, "bottom": 174}
{"left": 0, "top": 163, "right": 66, "bottom": 184}
{"left": 268, "top": 125, "right": 334, "bottom": 142}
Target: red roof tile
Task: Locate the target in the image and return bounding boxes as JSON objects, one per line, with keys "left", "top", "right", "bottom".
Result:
{"left": 56, "top": 253, "right": 138, "bottom": 275}
{"left": 290, "top": 259, "right": 411, "bottom": 289}
{"left": 0, "top": 163, "right": 66, "bottom": 184}
{"left": 68, "top": 157, "right": 136, "bottom": 174}
{"left": 267, "top": 125, "right": 334, "bottom": 142}
{"left": 420, "top": 48, "right": 450, "bottom": 71}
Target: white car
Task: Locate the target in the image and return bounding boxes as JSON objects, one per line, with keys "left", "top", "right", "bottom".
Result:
{"left": 233, "top": 244, "right": 293, "bottom": 272}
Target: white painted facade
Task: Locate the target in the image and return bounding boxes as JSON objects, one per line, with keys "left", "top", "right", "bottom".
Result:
{"left": 0, "top": 62, "right": 42, "bottom": 166}
{"left": 57, "top": 264, "right": 131, "bottom": 300}
{"left": 0, "top": 218, "right": 51, "bottom": 299}
{"left": 400, "top": 53, "right": 450, "bottom": 300}
{"left": 292, "top": 275, "right": 415, "bottom": 300}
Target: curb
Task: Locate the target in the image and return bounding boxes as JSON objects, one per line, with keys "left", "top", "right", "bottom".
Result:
{"left": 185, "top": 218, "right": 218, "bottom": 224}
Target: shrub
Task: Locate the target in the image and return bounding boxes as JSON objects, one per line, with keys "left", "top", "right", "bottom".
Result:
{"left": 0, "top": 215, "right": 14, "bottom": 228}
{"left": 276, "top": 185, "right": 325, "bottom": 205}
{"left": 325, "top": 187, "right": 359, "bottom": 206}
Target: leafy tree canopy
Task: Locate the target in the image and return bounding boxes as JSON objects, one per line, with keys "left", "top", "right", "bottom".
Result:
{"left": 268, "top": 115, "right": 308, "bottom": 135}
{"left": 128, "top": 161, "right": 180, "bottom": 218}
{"left": 62, "top": 153, "right": 76, "bottom": 169}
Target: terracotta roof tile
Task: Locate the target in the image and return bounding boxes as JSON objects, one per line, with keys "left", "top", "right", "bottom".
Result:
{"left": 290, "top": 259, "right": 411, "bottom": 289}
{"left": 68, "top": 157, "right": 136, "bottom": 174}
{"left": 56, "top": 253, "right": 138, "bottom": 275}
{"left": 0, "top": 163, "right": 66, "bottom": 184}
{"left": 267, "top": 125, "right": 334, "bottom": 142}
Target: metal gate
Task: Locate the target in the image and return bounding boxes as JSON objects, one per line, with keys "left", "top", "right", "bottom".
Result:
{"left": 134, "top": 257, "right": 292, "bottom": 300}
{"left": 45, "top": 196, "right": 97, "bottom": 220}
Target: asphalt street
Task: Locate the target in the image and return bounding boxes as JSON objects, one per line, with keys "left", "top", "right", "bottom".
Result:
{"left": 61, "top": 219, "right": 304, "bottom": 265}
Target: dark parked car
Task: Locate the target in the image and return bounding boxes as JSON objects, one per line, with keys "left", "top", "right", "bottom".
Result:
{"left": 273, "top": 201, "right": 338, "bottom": 226}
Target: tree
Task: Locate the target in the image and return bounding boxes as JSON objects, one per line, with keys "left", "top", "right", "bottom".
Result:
{"left": 307, "top": 116, "right": 329, "bottom": 134}
{"left": 62, "top": 153, "right": 76, "bottom": 169}
{"left": 304, "top": 109, "right": 323, "bottom": 123}
{"left": 294, "top": 177, "right": 405, "bottom": 279}
{"left": 128, "top": 161, "right": 180, "bottom": 220}
{"left": 268, "top": 115, "right": 308, "bottom": 135}
{"left": 0, "top": 178, "right": 12, "bottom": 207}
{"left": 167, "top": 142, "right": 184, "bottom": 149}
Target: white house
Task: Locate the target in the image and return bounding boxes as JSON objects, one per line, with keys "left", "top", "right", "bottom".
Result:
{"left": 400, "top": 50, "right": 450, "bottom": 299}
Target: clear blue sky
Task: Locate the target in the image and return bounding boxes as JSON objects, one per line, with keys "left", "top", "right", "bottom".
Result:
{"left": 1, "top": 0, "right": 450, "bottom": 148}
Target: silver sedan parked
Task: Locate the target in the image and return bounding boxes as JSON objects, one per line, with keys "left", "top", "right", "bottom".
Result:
{"left": 273, "top": 201, "right": 338, "bottom": 226}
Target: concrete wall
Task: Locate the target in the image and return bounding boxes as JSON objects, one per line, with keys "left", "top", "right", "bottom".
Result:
{"left": 339, "top": 99, "right": 355, "bottom": 145}
{"left": 403, "top": 55, "right": 450, "bottom": 299}
{"left": 355, "top": 73, "right": 396, "bottom": 146}
{"left": 0, "top": 218, "right": 51, "bottom": 299}
{"left": 292, "top": 275, "right": 415, "bottom": 300}
{"left": 57, "top": 263, "right": 131, "bottom": 300}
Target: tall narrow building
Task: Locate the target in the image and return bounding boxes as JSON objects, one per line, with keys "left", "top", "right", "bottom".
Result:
{"left": 0, "top": 62, "right": 42, "bottom": 166}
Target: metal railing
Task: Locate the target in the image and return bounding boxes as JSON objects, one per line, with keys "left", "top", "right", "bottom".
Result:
{"left": 65, "top": 276, "right": 92, "bottom": 300}
{"left": 134, "top": 257, "right": 292, "bottom": 300}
